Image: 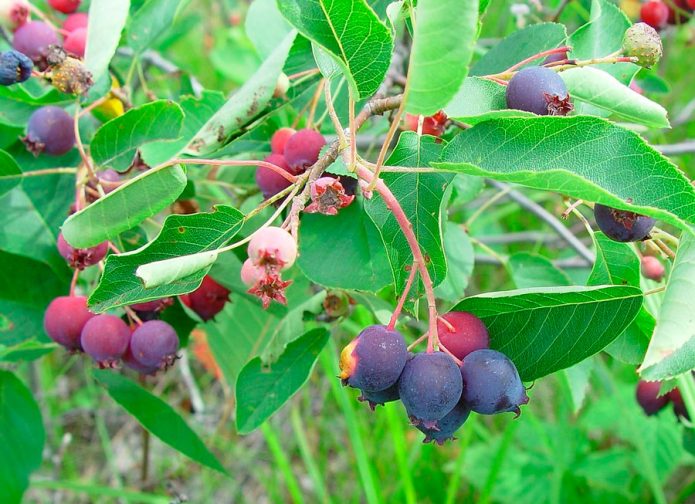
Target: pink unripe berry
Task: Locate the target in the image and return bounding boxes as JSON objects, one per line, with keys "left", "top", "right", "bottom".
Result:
{"left": 248, "top": 226, "right": 297, "bottom": 270}
{"left": 271, "top": 127, "right": 296, "bottom": 155}
{"left": 63, "top": 27, "right": 86, "bottom": 58}
{"left": 62, "top": 12, "right": 87, "bottom": 33}
{"left": 80, "top": 314, "right": 131, "bottom": 367}
{"left": 57, "top": 232, "right": 108, "bottom": 269}
{"left": 48, "top": 0, "right": 81, "bottom": 14}
{"left": 43, "top": 295, "right": 94, "bottom": 351}
{"left": 641, "top": 256, "right": 665, "bottom": 282}
{"left": 0, "top": 0, "right": 30, "bottom": 31}
{"left": 283, "top": 128, "right": 326, "bottom": 172}
{"left": 241, "top": 258, "right": 266, "bottom": 287}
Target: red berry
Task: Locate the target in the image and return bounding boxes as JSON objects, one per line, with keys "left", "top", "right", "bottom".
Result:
{"left": 48, "top": 0, "right": 81, "bottom": 14}
{"left": 283, "top": 128, "right": 326, "bottom": 172}
{"left": 640, "top": 256, "right": 665, "bottom": 281}
{"left": 43, "top": 295, "right": 94, "bottom": 351}
{"left": 248, "top": 226, "right": 297, "bottom": 270}
{"left": 80, "top": 314, "right": 131, "bottom": 367}
{"left": 62, "top": 12, "right": 88, "bottom": 32}
{"left": 640, "top": 1, "right": 670, "bottom": 29}
{"left": 57, "top": 232, "right": 108, "bottom": 269}
{"left": 436, "top": 312, "right": 490, "bottom": 361}
{"left": 688, "top": 0, "right": 695, "bottom": 10}
{"left": 404, "top": 111, "right": 448, "bottom": 136}
{"left": 636, "top": 380, "right": 669, "bottom": 415}
{"left": 270, "top": 127, "right": 296, "bottom": 155}
{"left": 255, "top": 153, "right": 293, "bottom": 199}
{"left": 180, "top": 275, "right": 230, "bottom": 321}
{"left": 63, "top": 27, "right": 86, "bottom": 58}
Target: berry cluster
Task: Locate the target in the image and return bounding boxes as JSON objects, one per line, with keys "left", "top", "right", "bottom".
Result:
{"left": 340, "top": 313, "right": 528, "bottom": 444}
{"left": 636, "top": 380, "right": 689, "bottom": 420}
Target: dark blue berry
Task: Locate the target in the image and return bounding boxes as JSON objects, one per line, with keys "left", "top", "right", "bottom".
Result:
{"left": 506, "top": 66, "right": 573, "bottom": 116}
{"left": 417, "top": 401, "right": 470, "bottom": 445}
{"left": 594, "top": 203, "right": 656, "bottom": 242}
{"left": 0, "top": 50, "right": 32, "bottom": 85}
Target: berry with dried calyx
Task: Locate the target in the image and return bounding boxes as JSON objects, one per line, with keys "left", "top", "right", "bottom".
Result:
{"left": 436, "top": 312, "right": 489, "bottom": 361}
{"left": 340, "top": 325, "right": 408, "bottom": 392}
{"left": 50, "top": 56, "right": 93, "bottom": 95}
{"left": 241, "top": 259, "right": 266, "bottom": 287}
{"left": 623, "top": 22, "right": 663, "bottom": 68}
{"left": 180, "top": 275, "right": 230, "bottom": 321}
{"left": 23, "top": 106, "right": 75, "bottom": 156}
{"left": 247, "top": 272, "right": 292, "bottom": 309}
{"left": 129, "top": 320, "right": 179, "bottom": 369}
{"left": 305, "top": 177, "right": 355, "bottom": 215}
{"left": 57, "top": 233, "right": 108, "bottom": 269}
{"left": 460, "top": 349, "right": 529, "bottom": 416}
{"left": 283, "top": 128, "right": 326, "bottom": 172}
{"left": 358, "top": 382, "right": 401, "bottom": 411}
{"left": 80, "top": 314, "right": 131, "bottom": 367}
{"left": 417, "top": 401, "right": 471, "bottom": 445}
{"left": 255, "top": 153, "right": 293, "bottom": 199}
{"left": 43, "top": 295, "right": 94, "bottom": 351}
{"left": 12, "top": 21, "right": 60, "bottom": 69}
{"left": 594, "top": 204, "right": 655, "bottom": 242}
{"left": 506, "top": 66, "right": 573, "bottom": 116}
{"left": 123, "top": 348, "right": 159, "bottom": 375}
{"left": 270, "top": 127, "right": 295, "bottom": 155}
{"left": 399, "top": 352, "right": 463, "bottom": 429}
{"left": 248, "top": 226, "right": 297, "bottom": 270}
{"left": 640, "top": 256, "right": 665, "bottom": 281}
{"left": 0, "top": 49, "right": 32, "bottom": 85}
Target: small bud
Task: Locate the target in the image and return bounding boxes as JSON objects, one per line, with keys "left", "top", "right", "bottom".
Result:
{"left": 50, "top": 56, "right": 93, "bottom": 95}
{"left": 641, "top": 255, "right": 665, "bottom": 282}
{"left": 623, "top": 22, "right": 663, "bottom": 68}
{"left": 0, "top": 49, "right": 32, "bottom": 85}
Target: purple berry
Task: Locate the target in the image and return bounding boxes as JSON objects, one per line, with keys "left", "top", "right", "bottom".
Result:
{"left": 340, "top": 325, "right": 408, "bottom": 393}
{"left": 123, "top": 348, "right": 159, "bottom": 375}
{"left": 12, "top": 21, "right": 60, "bottom": 68}
{"left": 256, "top": 153, "right": 293, "bottom": 199}
{"left": 460, "top": 349, "right": 529, "bottom": 416}
{"left": 80, "top": 314, "right": 131, "bottom": 367}
{"left": 57, "top": 232, "right": 108, "bottom": 269}
{"left": 506, "top": 66, "right": 573, "bottom": 116}
{"left": 417, "top": 401, "right": 471, "bottom": 445}
{"left": 398, "top": 352, "right": 463, "bottom": 429}
{"left": 0, "top": 49, "right": 32, "bottom": 85}
{"left": 636, "top": 380, "right": 669, "bottom": 415}
{"left": 594, "top": 204, "right": 656, "bottom": 242}
{"left": 129, "top": 320, "right": 179, "bottom": 369}
{"left": 283, "top": 128, "right": 326, "bottom": 172}
{"left": 437, "top": 311, "right": 489, "bottom": 361}
{"left": 23, "top": 106, "right": 75, "bottom": 156}
{"left": 43, "top": 295, "right": 94, "bottom": 351}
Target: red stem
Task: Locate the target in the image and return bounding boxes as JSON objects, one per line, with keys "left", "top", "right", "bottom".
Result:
{"left": 165, "top": 158, "right": 297, "bottom": 183}
{"left": 506, "top": 46, "right": 571, "bottom": 72}
{"left": 69, "top": 269, "right": 79, "bottom": 297}
{"left": 356, "top": 165, "right": 439, "bottom": 351}
{"left": 387, "top": 262, "right": 419, "bottom": 330}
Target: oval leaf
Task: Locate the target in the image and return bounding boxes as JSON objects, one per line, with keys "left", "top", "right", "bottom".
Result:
{"left": 0, "top": 149, "right": 21, "bottom": 196}
{"left": 236, "top": 328, "right": 329, "bottom": 434}
{"left": 93, "top": 370, "right": 227, "bottom": 474}
{"left": 451, "top": 285, "right": 644, "bottom": 380}
{"left": 406, "top": 0, "right": 478, "bottom": 115}
{"left": 85, "top": 0, "right": 131, "bottom": 81}
{"left": 136, "top": 251, "right": 219, "bottom": 288}
{"left": 127, "top": 0, "right": 188, "bottom": 54}
{"left": 435, "top": 116, "right": 695, "bottom": 233}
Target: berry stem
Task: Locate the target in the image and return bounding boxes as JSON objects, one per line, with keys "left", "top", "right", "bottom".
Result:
{"left": 505, "top": 45, "right": 572, "bottom": 73}
{"left": 366, "top": 95, "right": 405, "bottom": 191}
{"left": 73, "top": 102, "right": 101, "bottom": 191}
{"left": 160, "top": 158, "right": 297, "bottom": 183}
{"left": 355, "top": 163, "right": 439, "bottom": 350}
{"left": 287, "top": 68, "right": 320, "bottom": 80}
{"left": 438, "top": 341, "right": 463, "bottom": 366}
{"left": 69, "top": 268, "right": 79, "bottom": 297}
{"left": 407, "top": 332, "right": 428, "bottom": 351}
{"left": 486, "top": 53, "right": 638, "bottom": 81}
{"left": 124, "top": 306, "right": 144, "bottom": 326}
{"left": 306, "top": 78, "right": 325, "bottom": 128}
{"left": 652, "top": 238, "right": 676, "bottom": 259}
{"left": 8, "top": 167, "right": 77, "bottom": 178}
{"left": 643, "top": 286, "right": 666, "bottom": 296}
{"left": 387, "top": 262, "right": 419, "bottom": 331}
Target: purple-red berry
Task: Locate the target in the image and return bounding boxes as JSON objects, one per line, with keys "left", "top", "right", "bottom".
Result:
{"left": 669, "top": 387, "right": 690, "bottom": 420}
{"left": 270, "top": 127, "right": 296, "bottom": 155}
{"left": 283, "top": 128, "right": 326, "bottom": 172}
{"left": 80, "top": 314, "right": 131, "bottom": 367}
{"left": 129, "top": 320, "right": 179, "bottom": 369}
{"left": 641, "top": 256, "right": 665, "bottom": 282}
{"left": 594, "top": 204, "right": 656, "bottom": 242}
{"left": 436, "top": 312, "right": 489, "bottom": 361}
{"left": 23, "top": 106, "right": 75, "bottom": 156}
{"left": 57, "top": 232, "right": 108, "bottom": 269}
{"left": 248, "top": 226, "right": 297, "bottom": 270}
{"left": 129, "top": 298, "right": 173, "bottom": 313}
{"left": 636, "top": 380, "right": 669, "bottom": 415}
{"left": 506, "top": 66, "right": 573, "bottom": 116}
{"left": 0, "top": 49, "right": 32, "bottom": 85}
{"left": 48, "top": 0, "right": 81, "bottom": 14}
{"left": 123, "top": 348, "right": 159, "bottom": 375}
{"left": 340, "top": 325, "right": 408, "bottom": 393}
{"left": 180, "top": 275, "right": 230, "bottom": 321}
{"left": 12, "top": 21, "right": 60, "bottom": 67}
{"left": 543, "top": 50, "right": 568, "bottom": 64}
{"left": 43, "top": 295, "right": 94, "bottom": 351}
{"left": 255, "top": 153, "right": 293, "bottom": 199}
{"left": 460, "top": 349, "right": 528, "bottom": 416}
{"left": 398, "top": 352, "right": 463, "bottom": 429}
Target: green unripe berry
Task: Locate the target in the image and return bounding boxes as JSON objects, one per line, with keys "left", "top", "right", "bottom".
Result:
{"left": 622, "top": 22, "right": 663, "bottom": 68}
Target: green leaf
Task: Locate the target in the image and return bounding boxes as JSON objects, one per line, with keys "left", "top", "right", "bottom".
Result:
{"left": 0, "top": 340, "right": 56, "bottom": 363}
{"left": 470, "top": 23, "right": 567, "bottom": 76}
{"left": 0, "top": 251, "right": 67, "bottom": 345}
{"left": 0, "top": 370, "right": 45, "bottom": 504}
{"left": 277, "top": 0, "right": 393, "bottom": 99}
{"left": 90, "top": 100, "right": 185, "bottom": 171}
{"left": 128, "top": 0, "right": 189, "bottom": 54}
{"left": 451, "top": 285, "right": 644, "bottom": 380}
{"left": 186, "top": 32, "right": 296, "bottom": 156}
{"left": 297, "top": 200, "right": 393, "bottom": 291}
{"left": 434, "top": 222, "right": 474, "bottom": 302}
{"left": 365, "top": 132, "right": 453, "bottom": 303}
{"left": 589, "top": 232, "right": 653, "bottom": 364}
{"left": 568, "top": 0, "right": 637, "bottom": 85}
{"left": 406, "top": 0, "right": 478, "bottom": 115}
{"left": 562, "top": 358, "right": 595, "bottom": 413}
{"left": 93, "top": 370, "right": 227, "bottom": 474}
{"left": 640, "top": 232, "right": 695, "bottom": 380}
{"left": 0, "top": 150, "right": 21, "bottom": 196}
{"left": 435, "top": 116, "right": 695, "bottom": 233}
{"left": 88, "top": 206, "right": 244, "bottom": 312}
{"left": 246, "top": 0, "right": 293, "bottom": 59}
{"left": 559, "top": 67, "right": 669, "bottom": 128}
{"left": 0, "top": 86, "right": 70, "bottom": 127}
{"left": 508, "top": 252, "right": 572, "bottom": 289}
{"left": 136, "top": 250, "right": 219, "bottom": 288}
{"left": 62, "top": 165, "right": 188, "bottom": 249}
{"left": 85, "top": 0, "right": 131, "bottom": 81}
{"left": 444, "top": 77, "right": 534, "bottom": 124}
{"left": 235, "top": 328, "right": 329, "bottom": 434}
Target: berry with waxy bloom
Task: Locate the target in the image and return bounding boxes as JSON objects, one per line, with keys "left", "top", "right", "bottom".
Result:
{"left": 506, "top": 66, "right": 573, "bottom": 116}
{"left": 57, "top": 232, "right": 108, "bottom": 269}
{"left": 283, "top": 128, "right": 326, "bottom": 171}
{"left": 12, "top": 21, "right": 59, "bottom": 68}
{"left": 23, "top": 106, "right": 75, "bottom": 156}
{"left": 80, "top": 314, "right": 131, "bottom": 368}
{"left": 129, "top": 320, "right": 179, "bottom": 369}
{"left": 255, "top": 153, "right": 293, "bottom": 199}
{"left": 417, "top": 401, "right": 471, "bottom": 445}
{"left": 43, "top": 295, "right": 94, "bottom": 351}
{"left": 270, "top": 127, "right": 296, "bottom": 155}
